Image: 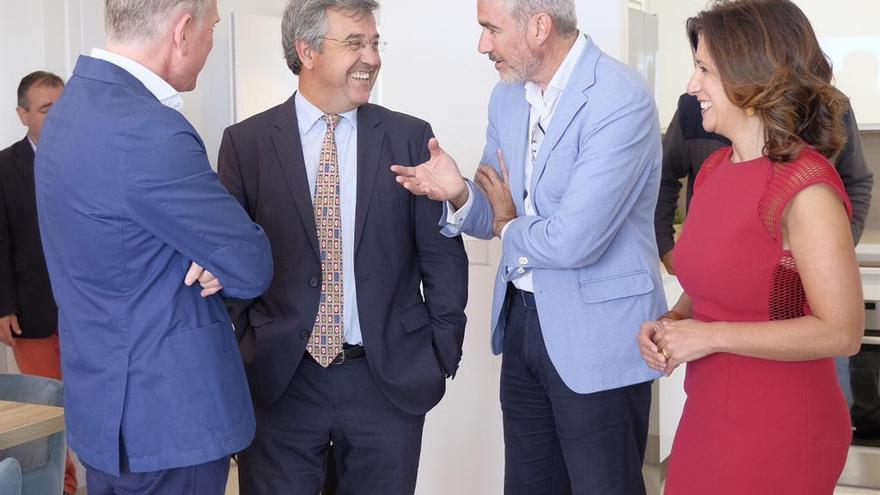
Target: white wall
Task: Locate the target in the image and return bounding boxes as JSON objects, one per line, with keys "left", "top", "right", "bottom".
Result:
{"left": 0, "top": 0, "right": 288, "bottom": 166}
{"left": 378, "top": 0, "right": 497, "bottom": 177}
{"left": 802, "top": 1, "right": 880, "bottom": 128}
{"left": 182, "top": 0, "right": 289, "bottom": 165}
{"left": 578, "top": 0, "right": 629, "bottom": 61}
{"left": 650, "top": 0, "right": 880, "bottom": 129}
{"left": 0, "top": 2, "right": 48, "bottom": 146}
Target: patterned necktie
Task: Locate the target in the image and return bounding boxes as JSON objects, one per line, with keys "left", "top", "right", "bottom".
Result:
{"left": 307, "top": 114, "right": 344, "bottom": 367}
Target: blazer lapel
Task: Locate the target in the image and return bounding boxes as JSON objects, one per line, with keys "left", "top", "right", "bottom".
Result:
{"left": 353, "top": 104, "right": 383, "bottom": 255}
{"left": 12, "top": 137, "right": 35, "bottom": 189}
{"left": 271, "top": 95, "right": 320, "bottom": 257}
{"left": 530, "top": 35, "right": 598, "bottom": 201}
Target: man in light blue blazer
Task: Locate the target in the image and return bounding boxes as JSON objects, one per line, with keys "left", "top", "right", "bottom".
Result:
{"left": 393, "top": 0, "right": 665, "bottom": 492}
{"left": 35, "top": 1, "right": 272, "bottom": 493}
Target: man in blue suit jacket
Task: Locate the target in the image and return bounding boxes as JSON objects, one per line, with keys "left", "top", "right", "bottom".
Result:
{"left": 393, "top": 0, "right": 666, "bottom": 492}
{"left": 35, "top": 1, "right": 272, "bottom": 493}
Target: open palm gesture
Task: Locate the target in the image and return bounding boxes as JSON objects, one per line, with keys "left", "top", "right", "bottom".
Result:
{"left": 391, "top": 138, "right": 469, "bottom": 207}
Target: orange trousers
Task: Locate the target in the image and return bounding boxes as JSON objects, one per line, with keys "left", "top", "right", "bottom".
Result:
{"left": 13, "top": 334, "right": 78, "bottom": 494}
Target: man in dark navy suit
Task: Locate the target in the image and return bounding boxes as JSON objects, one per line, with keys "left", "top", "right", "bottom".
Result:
{"left": 0, "top": 70, "right": 80, "bottom": 495}
{"left": 218, "top": 1, "right": 468, "bottom": 493}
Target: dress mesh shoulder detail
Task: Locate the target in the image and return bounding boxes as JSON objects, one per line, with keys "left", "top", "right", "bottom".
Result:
{"left": 769, "top": 254, "right": 807, "bottom": 320}
{"left": 757, "top": 148, "right": 852, "bottom": 242}
{"left": 693, "top": 147, "right": 730, "bottom": 193}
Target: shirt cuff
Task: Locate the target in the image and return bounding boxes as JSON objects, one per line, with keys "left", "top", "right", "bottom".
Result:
{"left": 499, "top": 218, "right": 513, "bottom": 239}
{"left": 445, "top": 181, "right": 474, "bottom": 227}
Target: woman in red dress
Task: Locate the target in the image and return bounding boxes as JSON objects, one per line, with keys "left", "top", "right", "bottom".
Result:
{"left": 638, "top": 1, "right": 865, "bottom": 493}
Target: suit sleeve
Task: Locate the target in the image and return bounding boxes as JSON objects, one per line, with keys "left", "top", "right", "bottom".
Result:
{"left": 499, "top": 86, "right": 661, "bottom": 271}
{"left": 655, "top": 109, "right": 686, "bottom": 257}
{"left": 835, "top": 105, "right": 873, "bottom": 244}
{"left": 122, "top": 116, "right": 273, "bottom": 300}
{"left": 415, "top": 123, "right": 469, "bottom": 378}
{"left": 0, "top": 174, "right": 17, "bottom": 317}
{"left": 216, "top": 127, "right": 259, "bottom": 342}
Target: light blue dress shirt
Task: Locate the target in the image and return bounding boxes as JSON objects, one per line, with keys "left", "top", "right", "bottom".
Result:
{"left": 295, "top": 92, "right": 363, "bottom": 345}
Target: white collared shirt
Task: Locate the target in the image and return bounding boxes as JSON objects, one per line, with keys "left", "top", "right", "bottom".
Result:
{"left": 90, "top": 48, "right": 184, "bottom": 111}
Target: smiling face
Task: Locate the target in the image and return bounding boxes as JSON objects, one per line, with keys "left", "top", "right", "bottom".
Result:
{"left": 476, "top": 0, "right": 539, "bottom": 83}
{"left": 686, "top": 34, "right": 744, "bottom": 139}
{"left": 299, "top": 8, "right": 381, "bottom": 114}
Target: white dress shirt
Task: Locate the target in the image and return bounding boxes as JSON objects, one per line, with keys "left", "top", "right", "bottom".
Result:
{"left": 91, "top": 48, "right": 184, "bottom": 111}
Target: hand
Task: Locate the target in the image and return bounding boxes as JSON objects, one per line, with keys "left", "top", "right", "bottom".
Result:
{"left": 184, "top": 262, "right": 223, "bottom": 297}
{"left": 661, "top": 251, "right": 675, "bottom": 275}
{"left": 0, "top": 313, "right": 22, "bottom": 348}
{"left": 651, "top": 319, "right": 715, "bottom": 376}
{"left": 391, "top": 138, "right": 469, "bottom": 208}
{"left": 638, "top": 320, "right": 667, "bottom": 373}
{"left": 474, "top": 149, "right": 517, "bottom": 237}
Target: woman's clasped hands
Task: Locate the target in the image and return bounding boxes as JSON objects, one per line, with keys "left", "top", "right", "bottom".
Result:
{"left": 638, "top": 317, "right": 715, "bottom": 376}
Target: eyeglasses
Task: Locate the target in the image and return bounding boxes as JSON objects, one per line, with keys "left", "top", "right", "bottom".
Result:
{"left": 321, "top": 37, "right": 387, "bottom": 53}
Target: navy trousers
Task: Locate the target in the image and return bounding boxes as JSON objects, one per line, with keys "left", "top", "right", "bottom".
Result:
{"left": 83, "top": 456, "right": 229, "bottom": 495}
{"left": 501, "top": 286, "right": 652, "bottom": 495}
{"left": 238, "top": 353, "right": 426, "bottom": 495}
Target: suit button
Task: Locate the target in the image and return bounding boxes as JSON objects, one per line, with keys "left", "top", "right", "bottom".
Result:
{"left": 308, "top": 276, "right": 319, "bottom": 288}
{"left": 300, "top": 330, "right": 311, "bottom": 341}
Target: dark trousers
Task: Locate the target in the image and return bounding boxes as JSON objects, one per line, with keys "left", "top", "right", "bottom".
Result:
{"left": 83, "top": 457, "right": 229, "bottom": 495}
{"left": 238, "top": 353, "right": 426, "bottom": 495}
{"left": 501, "top": 286, "right": 652, "bottom": 495}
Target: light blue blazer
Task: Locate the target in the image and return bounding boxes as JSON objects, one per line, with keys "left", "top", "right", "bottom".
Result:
{"left": 443, "top": 36, "right": 665, "bottom": 393}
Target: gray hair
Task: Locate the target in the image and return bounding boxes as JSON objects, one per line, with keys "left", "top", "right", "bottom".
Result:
{"left": 282, "top": 0, "right": 379, "bottom": 75}
{"left": 502, "top": 0, "right": 578, "bottom": 36}
{"left": 105, "top": 0, "right": 213, "bottom": 43}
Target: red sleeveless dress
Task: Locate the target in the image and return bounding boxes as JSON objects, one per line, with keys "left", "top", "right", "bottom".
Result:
{"left": 665, "top": 147, "right": 853, "bottom": 494}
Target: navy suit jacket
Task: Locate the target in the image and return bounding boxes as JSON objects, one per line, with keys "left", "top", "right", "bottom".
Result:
{"left": 0, "top": 136, "right": 57, "bottom": 337}
{"left": 35, "top": 55, "right": 273, "bottom": 474}
{"left": 218, "top": 94, "right": 468, "bottom": 415}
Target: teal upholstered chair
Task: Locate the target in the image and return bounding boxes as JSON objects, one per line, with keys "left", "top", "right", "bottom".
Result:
{"left": 0, "top": 457, "right": 23, "bottom": 494}
{"left": 0, "top": 373, "right": 65, "bottom": 495}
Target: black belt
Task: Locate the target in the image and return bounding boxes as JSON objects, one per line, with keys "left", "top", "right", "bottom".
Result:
{"left": 326, "top": 344, "right": 365, "bottom": 365}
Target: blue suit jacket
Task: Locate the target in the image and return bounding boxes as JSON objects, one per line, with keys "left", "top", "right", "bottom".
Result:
{"left": 444, "top": 36, "right": 665, "bottom": 393}
{"left": 35, "top": 56, "right": 273, "bottom": 474}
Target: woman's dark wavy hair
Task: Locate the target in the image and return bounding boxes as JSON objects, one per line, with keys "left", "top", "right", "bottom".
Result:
{"left": 686, "top": 0, "right": 848, "bottom": 162}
